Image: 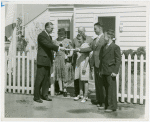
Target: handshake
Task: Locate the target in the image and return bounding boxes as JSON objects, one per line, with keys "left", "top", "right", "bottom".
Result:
{"left": 59, "top": 47, "right": 80, "bottom": 52}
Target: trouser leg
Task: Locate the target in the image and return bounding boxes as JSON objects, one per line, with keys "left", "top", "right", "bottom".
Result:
{"left": 94, "top": 67, "right": 104, "bottom": 105}
{"left": 34, "top": 65, "right": 45, "bottom": 100}
{"left": 105, "top": 75, "right": 117, "bottom": 110}
{"left": 74, "top": 79, "right": 80, "bottom": 96}
{"left": 41, "top": 66, "right": 50, "bottom": 98}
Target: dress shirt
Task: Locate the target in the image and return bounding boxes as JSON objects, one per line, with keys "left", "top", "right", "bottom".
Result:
{"left": 106, "top": 41, "right": 112, "bottom": 49}
{"left": 96, "top": 33, "right": 103, "bottom": 44}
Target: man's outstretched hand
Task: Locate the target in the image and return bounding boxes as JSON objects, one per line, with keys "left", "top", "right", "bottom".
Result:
{"left": 74, "top": 48, "right": 80, "bottom": 52}
{"left": 59, "top": 47, "right": 66, "bottom": 51}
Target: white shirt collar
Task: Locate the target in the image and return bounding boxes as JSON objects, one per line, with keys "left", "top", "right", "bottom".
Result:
{"left": 107, "top": 41, "right": 112, "bottom": 46}
{"left": 97, "top": 33, "right": 103, "bottom": 39}
{"left": 45, "top": 30, "right": 50, "bottom": 36}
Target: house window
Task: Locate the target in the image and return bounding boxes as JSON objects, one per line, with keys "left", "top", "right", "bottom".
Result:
{"left": 58, "top": 20, "right": 70, "bottom": 39}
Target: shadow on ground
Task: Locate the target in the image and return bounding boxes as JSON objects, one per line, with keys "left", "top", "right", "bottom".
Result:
{"left": 5, "top": 93, "right": 145, "bottom": 119}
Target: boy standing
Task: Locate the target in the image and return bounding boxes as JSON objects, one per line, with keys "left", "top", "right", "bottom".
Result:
{"left": 99, "top": 29, "right": 121, "bottom": 112}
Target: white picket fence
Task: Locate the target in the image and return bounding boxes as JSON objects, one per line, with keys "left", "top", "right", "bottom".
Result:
{"left": 5, "top": 51, "right": 146, "bottom": 104}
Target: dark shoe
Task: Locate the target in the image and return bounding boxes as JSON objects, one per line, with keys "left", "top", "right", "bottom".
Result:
{"left": 63, "top": 92, "right": 67, "bottom": 97}
{"left": 56, "top": 91, "right": 63, "bottom": 95}
{"left": 91, "top": 100, "right": 100, "bottom": 105}
{"left": 42, "top": 96, "right": 52, "bottom": 101}
{"left": 33, "top": 98, "right": 43, "bottom": 103}
{"left": 105, "top": 109, "right": 116, "bottom": 113}
{"left": 98, "top": 106, "right": 105, "bottom": 110}
{"left": 98, "top": 104, "right": 105, "bottom": 110}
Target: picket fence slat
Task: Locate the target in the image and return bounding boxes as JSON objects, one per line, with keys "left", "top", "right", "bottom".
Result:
{"left": 133, "top": 54, "right": 137, "bottom": 103}
{"left": 140, "top": 55, "right": 144, "bottom": 104}
{"left": 127, "top": 54, "right": 131, "bottom": 103}
{"left": 17, "top": 52, "right": 20, "bottom": 93}
{"left": 121, "top": 54, "right": 125, "bottom": 102}
{"left": 22, "top": 52, "right": 25, "bottom": 94}
{"left": 31, "top": 52, "right": 34, "bottom": 94}
{"left": 27, "top": 52, "right": 30, "bottom": 94}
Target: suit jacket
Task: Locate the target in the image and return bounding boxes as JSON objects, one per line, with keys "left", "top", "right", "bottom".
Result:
{"left": 99, "top": 42, "right": 121, "bottom": 75}
{"left": 37, "top": 31, "right": 59, "bottom": 67}
{"left": 80, "top": 34, "right": 105, "bottom": 68}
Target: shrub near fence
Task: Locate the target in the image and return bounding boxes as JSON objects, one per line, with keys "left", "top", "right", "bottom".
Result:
{"left": 5, "top": 50, "right": 146, "bottom": 104}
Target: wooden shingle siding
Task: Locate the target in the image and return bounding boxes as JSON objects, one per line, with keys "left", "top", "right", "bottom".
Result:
{"left": 75, "top": 5, "right": 147, "bottom": 50}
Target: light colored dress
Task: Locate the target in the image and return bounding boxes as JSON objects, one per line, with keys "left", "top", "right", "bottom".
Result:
{"left": 75, "top": 43, "right": 90, "bottom": 81}
{"left": 53, "top": 38, "right": 74, "bottom": 83}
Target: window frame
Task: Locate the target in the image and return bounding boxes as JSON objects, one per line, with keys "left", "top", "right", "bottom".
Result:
{"left": 54, "top": 17, "right": 72, "bottom": 39}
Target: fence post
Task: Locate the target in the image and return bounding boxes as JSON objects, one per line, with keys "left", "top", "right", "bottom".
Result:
{"left": 31, "top": 51, "right": 34, "bottom": 94}
{"left": 121, "top": 54, "right": 125, "bottom": 102}
{"left": 127, "top": 54, "right": 131, "bottom": 103}
{"left": 22, "top": 52, "right": 25, "bottom": 94}
{"left": 27, "top": 52, "right": 30, "bottom": 94}
{"left": 140, "top": 55, "right": 144, "bottom": 104}
{"left": 133, "top": 54, "right": 137, "bottom": 103}
{"left": 17, "top": 52, "right": 21, "bottom": 93}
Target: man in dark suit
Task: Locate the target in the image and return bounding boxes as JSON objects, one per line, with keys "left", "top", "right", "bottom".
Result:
{"left": 99, "top": 29, "right": 121, "bottom": 112}
{"left": 34, "top": 22, "right": 65, "bottom": 103}
{"left": 75, "top": 23, "right": 105, "bottom": 108}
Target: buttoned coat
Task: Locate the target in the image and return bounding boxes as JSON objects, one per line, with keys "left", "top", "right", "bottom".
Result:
{"left": 37, "top": 31, "right": 59, "bottom": 67}
{"left": 99, "top": 42, "right": 121, "bottom": 75}
{"left": 80, "top": 35, "right": 105, "bottom": 68}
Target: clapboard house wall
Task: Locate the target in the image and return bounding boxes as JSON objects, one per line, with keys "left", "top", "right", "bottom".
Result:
{"left": 74, "top": 5, "right": 147, "bottom": 50}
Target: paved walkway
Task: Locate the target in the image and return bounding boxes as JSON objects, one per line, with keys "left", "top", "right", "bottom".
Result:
{"left": 5, "top": 93, "right": 145, "bottom": 119}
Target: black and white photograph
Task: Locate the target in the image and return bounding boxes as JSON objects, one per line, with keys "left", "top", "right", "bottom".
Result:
{"left": 1, "top": 0, "right": 149, "bottom": 121}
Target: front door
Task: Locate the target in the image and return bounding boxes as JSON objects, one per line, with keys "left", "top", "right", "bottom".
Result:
{"left": 94, "top": 14, "right": 119, "bottom": 45}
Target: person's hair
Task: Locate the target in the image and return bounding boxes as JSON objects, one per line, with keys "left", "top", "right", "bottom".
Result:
{"left": 94, "top": 22, "right": 103, "bottom": 29}
{"left": 105, "top": 29, "right": 116, "bottom": 42}
{"left": 58, "top": 28, "right": 66, "bottom": 37}
{"left": 45, "top": 22, "right": 53, "bottom": 29}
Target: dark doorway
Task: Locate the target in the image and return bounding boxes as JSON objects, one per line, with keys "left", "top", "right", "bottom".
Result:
{"left": 98, "top": 17, "right": 115, "bottom": 33}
